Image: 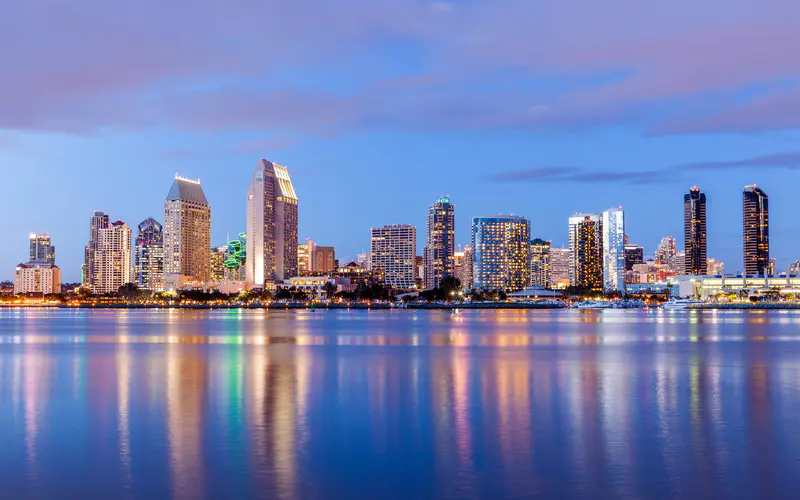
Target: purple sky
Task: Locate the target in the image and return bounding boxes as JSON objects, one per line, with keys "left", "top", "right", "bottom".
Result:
{"left": 3, "top": 0, "right": 800, "bottom": 281}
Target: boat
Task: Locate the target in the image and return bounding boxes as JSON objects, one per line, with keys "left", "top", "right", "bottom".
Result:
{"left": 662, "top": 298, "right": 705, "bottom": 310}
{"left": 572, "top": 301, "right": 614, "bottom": 309}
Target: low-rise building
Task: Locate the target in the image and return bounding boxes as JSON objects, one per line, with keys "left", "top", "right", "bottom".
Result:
{"left": 14, "top": 261, "right": 62, "bottom": 295}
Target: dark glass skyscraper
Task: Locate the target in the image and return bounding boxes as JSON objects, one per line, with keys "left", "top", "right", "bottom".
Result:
{"left": 684, "top": 186, "right": 707, "bottom": 275}
{"left": 743, "top": 185, "right": 769, "bottom": 276}
{"left": 424, "top": 196, "right": 455, "bottom": 290}
{"left": 135, "top": 218, "right": 164, "bottom": 291}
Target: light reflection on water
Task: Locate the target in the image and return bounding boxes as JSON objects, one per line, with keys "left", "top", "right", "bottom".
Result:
{"left": 1, "top": 309, "right": 800, "bottom": 498}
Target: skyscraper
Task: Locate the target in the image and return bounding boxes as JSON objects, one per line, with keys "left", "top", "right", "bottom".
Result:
{"left": 684, "top": 186, "right": 707, "bottom": 275}
{"left": 370, "top": 224, "right": 417, "bottom": 289}
{"left": 569, "top": 213, "right": 603, "bottom": 291}
{"left": 298, "top": 239, "right": 315, "bottom": 275}
{"left": 29, "top": 233, "right": 55, "bottom": 264}
{"left": 471, "top": 215, "right": 530, "bottom": 291}
{"left": 459, "top": 245, "right": 473, "bottom": 288}
{"left": 549, "top": 248, "right": 570, "bottom": 288}
{"left": 314, "top": 246, "right": 336, "bottom": 274}
{"left": 624, "top": 244, "right": 644, "bottom": 271}
{"left": 83, "top": 211, "right": 109, "bottom": 285}
{"left": 602, "top": 208, "right": 625, "bottom": 293}
{"left": 210, "top": 247, "right": 227, "bottom": 283}
{"left": 134, "top": 218, "right": 164, "bottom": 291}
{"left": 743, "top": 185, "right": 769, "bottom": 276}
{"left": 424, "top": 196, "right": 456, "bottom": 290}
{"left": 93, "top": 220, "right": 133, "bottom": 294}
{"left": 655, "top": 236, "right": 676, "bottom": 265}
{"left": 223, "top": 233, "right": 247, "bottom": 281}
{"left": 245, "top": 159, "right": 299, "bottom": 288}
{"left": 529, "top": 238, "right": 551, "bottom": 287}
{"left": 164, "top": 175, "right": 212, "bottom": 286}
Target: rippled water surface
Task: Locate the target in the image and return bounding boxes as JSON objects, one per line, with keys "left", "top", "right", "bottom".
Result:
{"left": 2, "top": 308, "right": 800, "bottom": 499}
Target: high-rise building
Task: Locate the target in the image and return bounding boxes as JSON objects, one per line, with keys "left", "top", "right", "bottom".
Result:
{"left": 684, "top": 186, "right": 707, "bottom": 275}
{"left": 14, "top": 261, "right": 61, "bottom": 295}
{"left": 743, "top": 185, "right": 769, "bottom": 276}
{"left": 298, "top": 239, "right": 315, "bottom": 275}
{"left": 370, "top": 224, "right": 417, "bottom": 289}
{"left": 314, "top": 246, "right": 336, "bottom": 274}
{"left": 164, "top": 175, "right": 212, "bottom": 286}
{"left": 768, "top": 258, "right": 777, "bottom": 277}
{"left": 655, "top": 236, "right": 677, "bottom": 265}
{"left": 459, "top": 245, "right": 473, "bottom": 288}
{"left": 624, "top": 244, "right": 644, "bottom": 271}
{"left": 707, "top": 258, "right": 724, "bottom": 277}
{"left": 529, "top": 238, "right": 551, "bottom": 287}
{"left": 602, "top": 208, "right": 625, "bottom": 293}
{"left": 93, "top": 220, "right": 133, "bottom": 294}
{"left": 29, "top": 233, "right": 55, "bottom": 264}
{"left": 569, "top": 213, "right": 603, "bottom": 291}
{"left": 245, "top": 159, "right": 299, "bottom": 288}
{"left": 423, "top": 196, "right": 456, "bottom": 290}
{"left": 790, "top": 260, "right": 800, "bottom": 276}
{"left": 223, "top": 233, "right": 247, "bottom": 281}
{"left": 549, "top": 248, "right": 570, "bottom": 288}
{"left": 83, "top": 211, "right": 109, "bottom": 285}
{"left": 356, "top": 251, "right": 371, "bottom": 270}
{"left": 210, "top": 246, "right": 227, "bottom": 283}
{"left": 669, "top": 251, "right": 686, "bottom": 275}
{"left": 134, "top": 218, "right": 164, "bottom": 291}
{"left": 471, "top": 215, "right": 530, "bottom": 291}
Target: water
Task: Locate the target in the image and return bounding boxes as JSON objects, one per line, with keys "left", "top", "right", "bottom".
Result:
{"left": 2, "top": 308, "right": 800, "bottom": 499}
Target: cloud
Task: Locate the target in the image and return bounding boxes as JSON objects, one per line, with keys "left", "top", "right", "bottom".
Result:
{"left": 1, "top": 0, "right": 800, "bottom": 135}
{"left": 488, "top": 151, "right": 800, "bottom": 184}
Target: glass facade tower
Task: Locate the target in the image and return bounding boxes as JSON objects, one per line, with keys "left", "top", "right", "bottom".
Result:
{"left": 684, "top": 186, "right": 707, "bottom": 275}
{"left": 424, "top": 196, "right": 456, "bottom": 290}
{"left": 743, "top": 185, "right": 769, "bottom": 276}
{"left": 471, "top": 215, "right": 530, "bottom": 292}
{"left": 134, "top": 218, "right": 164, "bottom": 291}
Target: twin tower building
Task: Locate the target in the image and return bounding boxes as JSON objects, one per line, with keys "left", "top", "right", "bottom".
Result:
{"left": 82, "top": 159, "right": 298, "bottom": 293}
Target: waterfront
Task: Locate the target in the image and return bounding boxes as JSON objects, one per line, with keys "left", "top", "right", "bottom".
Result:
{"left": 2, "top": 309, "right": 800, "bottom": 499}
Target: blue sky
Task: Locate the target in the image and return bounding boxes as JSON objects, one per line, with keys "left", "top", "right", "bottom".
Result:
{"left": 2, "top": 0, "right": 800, "bottom": 281}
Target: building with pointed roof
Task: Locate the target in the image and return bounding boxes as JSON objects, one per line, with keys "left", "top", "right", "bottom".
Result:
{"left": 164, "top": 175, "right": 211, "bottom": 286}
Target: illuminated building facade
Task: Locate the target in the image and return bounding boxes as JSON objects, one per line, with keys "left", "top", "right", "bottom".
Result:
{"left": 164, "top": 175, "right": 212, "bottom": 285}
{"left": 14, "top": 261, "right": 61, "bottom": 295}
{"left": 134, "top": 218, "right": 164, "bottom": 291}
{"left": 223, "top": 233, "right": 247, "bottom": 281}
{"left": 423, "top": 196, "right": 456, "bottom": 290}
{"left": 83, "top": 211, "right": 109, "bottom": 285}
{"left": 549, "top": 248, "right": 570, "bottom": 288}
{"left": 684, "top": 186, "right": 707, "bottom": 275}
{"left": 314, "top": 246, "right": 336, "bottom": 274}
{"left": 529, "top": 238, "right": 550, "bottom": 287}
{"left": 743, "top": 185, "right": 769, "bottom": 276}
{"left": 569, "top": 213, "right": 603, "bottom": 291}
{"left": 370, "top": 224, "right": 417, "bottom": 290}
{"left": 459, "top": 245, "right": 473, "bottom": 288}
{"left": 471, "top": 215, "right": 530, "bottom": 291}
{"left": 602, "top": 207, "right": 625, "bottom": 293}
{"left": 29, "top": 233, "right": 55, "bottom": 264}
{"left": 94, "top": 220, "right": 133, "bottom": 294}
{"left": 655, "top": 236, "right": 676, "bottom": 265}
{"left": 246, "top": 159, "right": 299, "bottom": 288}
{"left": 624, "top": 244, "right": 643, "bottom": 271}
{"left": 298, "top": 239, "right": 314, "bottom": 275}
{"left": 210, "top": 247, "right": 227, "bottom": 283}
{"left": 707, "top": 258, "right": 724, "bottom": 276}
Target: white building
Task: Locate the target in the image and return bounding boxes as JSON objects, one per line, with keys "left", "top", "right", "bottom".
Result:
{"left": 370, "top": 224, "right": 417, "bottom": 290}
{"left": 14, "top": 261, "right": 62, "bottom": 295}
{"left": 93, "top": 221, "right": 133, "bottom": 294}
{"left": 602, "top": 207, "right": 625, "bottom": 293}
{"left": 246, "top": 159, "right": 299, "bottom": 289}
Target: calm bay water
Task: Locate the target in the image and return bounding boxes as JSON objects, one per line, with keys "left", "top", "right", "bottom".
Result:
{"left": 2, "top": 308, "right": 800, "bottom": 499}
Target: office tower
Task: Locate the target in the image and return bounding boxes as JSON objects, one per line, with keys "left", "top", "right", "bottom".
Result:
{"left": 83, "top": 211, "right": 109, "bottom": 285}
{"left": 415, "top": 255, "right": 425, "bottom": 284}
{"left": 298, "top": 239, "right": 315, "bottom": 275}
{"left": 669, "top": 251, "right": 686, "bottom": 275}
{"left": 602, "top": 208, "right": 625, "bottom": 293}
{"left": 459, "top": 245, "right": 473, "bottom": 288}
{"left": 164, "top": 175, "right": 212, "bottom": 285}
{"left": 569, "top": 213, "right": 603, "bottom": 290}
{"left": 423, "top": 196, "right": 456, "bottom": 290}
{"left": 245, "top": 159, "right": 299, "bottom": 288}
{"left": 210, "top": 247, "right": 227, "bottom": 283}
{"left": 684, "top": 186, "right": 708, "bottom": 275}
{"left": 14, "top": 261, "right": 61, "bottom": 295}
{"left": 93, "top": 220, "right": 133, "bottom": 294}
{"left": 314, "top": 246, "right": 336, "bottom": 274}
{"left": 29, "top": 233, "right": 55, "bottom": 264}
{"left": 471, "top": 215, "right": 530, "bottom": 291}
{"left": 529, "top": 238, "right": 551, "bottom": 287}
{"left": 370, "top": 224, "right": 417, "bottom": 289}
{"left": 134, "top": 218, "right": 164, "bottom": 291}
{"left": 768, "top": 258, "right": 777, "bottom": 276}
{"left": 223, "top": 233, "right": 247, "bottom": 281}
{"left": 356, "top": 251, "right": 371, "bottom": 270}
{"left": 655, "top": 236, "right": 676, "bottom": 265}
{"left": 624, "top": 244, "right": 644, "bottom": 271}
{"left": 549, "top": 248, "right": 570, "bottom": 288}
{"left": 707, "top": 258, "right": 724, "bottom": 277}
{"left": 743, "top": 185, "right": 769, "bottom": 276}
